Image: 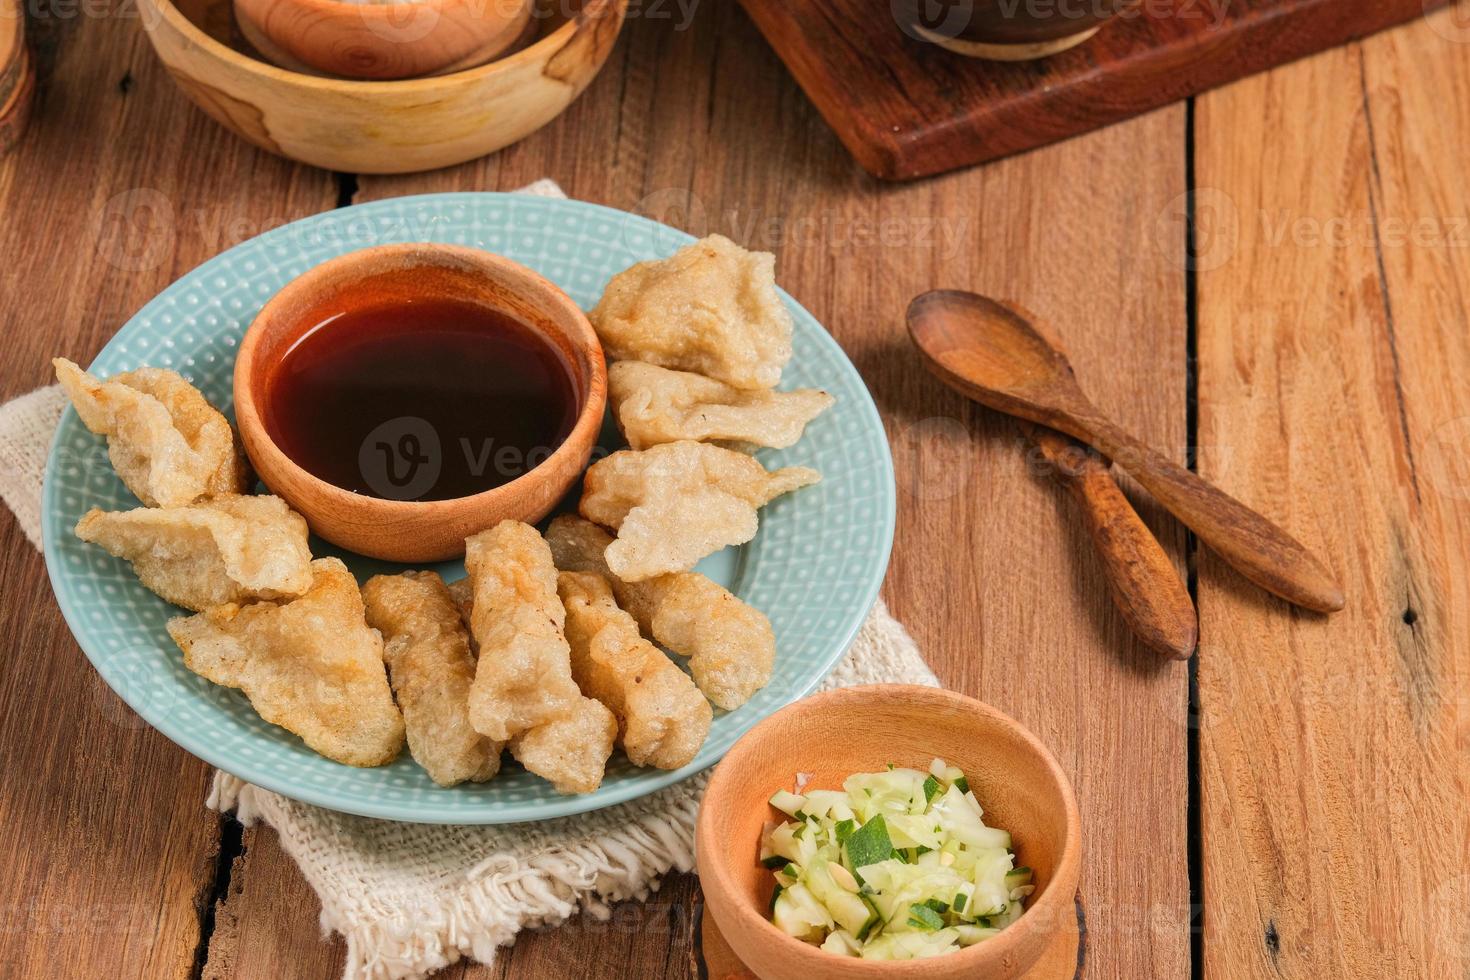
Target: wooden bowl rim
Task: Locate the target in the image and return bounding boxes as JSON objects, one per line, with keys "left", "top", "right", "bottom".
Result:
{"left": 696, "top": 683, "right": 1082, "bottom": 976}
{"left": 145, "top": 0, "right": 623, "bottom": 92}
{"left": 233, "top": 241, "right": 607, "bottom": 520}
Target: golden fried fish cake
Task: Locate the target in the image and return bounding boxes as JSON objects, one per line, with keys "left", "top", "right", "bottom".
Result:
{"left": 445, "top": 576, "right": 475, "bottom": 643}
{"left": 166, "top": 558, "right": 405, "bottom": 767}
{"left": 54, "top": 358, "right": 249, "bottom": 507}
{"left": 579, "top": 441, "right": 819, "bottom": 581}
{"left": 362, "top": 571, "right": 501, "bottom": 787}
{"left": 608, "top": 361, "right": 834, "bottom": 451}
{"left": 74, "top": 494, "right": 312, "bottom": 613}
{"left": 589, "top": 235, "right": 793, "bottom": 390}
{"left": 508, "top": 695, "right": 617, "bottom": 795}
{"left": 448, "top": 567, "right": 613, "bottom": 793}
{"left": 546, "top": 516, "right": 774, "bottom": 710}
{"left": 463, "top": 520, "right": 581, "bottom": 742}
{"left": 558, "top": 571, "right": 711, "bottom": 770}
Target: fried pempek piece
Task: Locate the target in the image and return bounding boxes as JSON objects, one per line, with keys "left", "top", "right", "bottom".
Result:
{"left": 463, "top": 520, "right": 581, "bottom": 742}
{"left": 54, "top": 358, "right": 249, "bottom": 507}
{"left": 558, "top": 571, "right": 711, "bottom": 769}
{"left": 508, "top": 695, "right": 617, "bottom": 795}
{"left": 579, "top": 441, "right": 819, "bottom": 581}
{"left": 167, "top": 558, "right": 405, "bottom": 767}
{"left": 448, "top": 563, "right": 614, "bottom": 793}
{"left": 608, "top": 361, "right": 833, "bottom": 451}
{"left": 75, "top": 494, "right": 312, "bottom": 612}
{"left": 589, "top": 235, "right": 793, "bottom": 390}
{"left": 546, "top": 516, "right": 774, "bottom": 710}
{"left": 445, "top": 576, "right": 475, "bottom": 642}
{"left": 362, "top": 571, "right": 501, "bottom": 787}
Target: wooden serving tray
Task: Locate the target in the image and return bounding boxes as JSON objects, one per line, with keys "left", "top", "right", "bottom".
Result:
{"left": 736, "top": 0, "right": 1449, "bottom": 180}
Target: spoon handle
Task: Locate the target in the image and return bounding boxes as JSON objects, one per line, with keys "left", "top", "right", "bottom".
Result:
{"left": 1024, "top": 423, "right": 1198, "bottom": 659}
{"left": 1072, "top": 413, "right": 1345, "bottom": 613}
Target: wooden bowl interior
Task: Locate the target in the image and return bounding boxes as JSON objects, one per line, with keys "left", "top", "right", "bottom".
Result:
{"left": 699, "top": 685, "right": 1078, "bottom": 978}
{"left": 172, "top": 0, "right": 579, "bottom": 67}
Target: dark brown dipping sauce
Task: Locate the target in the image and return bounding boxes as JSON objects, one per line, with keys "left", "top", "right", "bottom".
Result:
{"left": 264, "top": 297, "right": 579, "bottom": 502}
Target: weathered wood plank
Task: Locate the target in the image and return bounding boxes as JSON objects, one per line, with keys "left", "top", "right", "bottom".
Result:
{"left": 0, "top": 1, "right": 336, "bottom": 976}
{"left": 1194, "top": 9, "right": 1470, "bottom": 977}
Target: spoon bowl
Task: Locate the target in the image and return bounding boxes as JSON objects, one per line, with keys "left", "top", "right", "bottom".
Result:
{"left": 906, "top": 290, "right": 1085, "bottom": 414}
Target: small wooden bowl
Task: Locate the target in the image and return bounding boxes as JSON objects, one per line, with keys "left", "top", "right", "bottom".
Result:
{"left": 138, "top": 0, "right": 626, "bottom": 173}
{"left": 232, "top": 0, "right": 533, "bottom": 80}
{"left": 697, "top": 685, "right": 1080, "bottom": 980}
{"left": 234, "top": 243, "right": 606, "bottom": 562}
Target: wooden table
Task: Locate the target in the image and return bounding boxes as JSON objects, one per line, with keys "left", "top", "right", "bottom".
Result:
{"left": 1, "top": 3, "right": 1467, "bottom": 978}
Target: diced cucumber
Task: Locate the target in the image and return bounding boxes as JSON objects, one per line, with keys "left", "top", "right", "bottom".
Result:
{"left": 761, "top": 759, "right": 1028, "bottom": 959}
{"left": 820, "top": 930, "right": 859, "bottom": 956}
{"left": 769, "top": 789, "right": 807, "bottom": 817}
{"left": 830, "top": 891, "right": 879, "bottom": 937}
{"left": 844, "top": 814, "right": 895, "bottom": 878}
{"left": 803, "top": 789, "right": 855, "bottom": 821}
{"left": 765, "top": 822, "right": 801, "bottom": 863}
{"left": 954, "top": 924, "right": 1002, "bottom": 946}
{"left": 906, "top": 903, "right": 944, "bottom": 931}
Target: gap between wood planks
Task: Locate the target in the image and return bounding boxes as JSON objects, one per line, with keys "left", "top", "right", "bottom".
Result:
{"left": 192, "top": 816, "right": 247, "bottom": 980}
{"left": 1183, "top": 94, "right": 1204, "bottom": 980}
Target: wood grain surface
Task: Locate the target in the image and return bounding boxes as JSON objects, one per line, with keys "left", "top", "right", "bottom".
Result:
{"left": 0, "top": 0, "right": 1463, "bottom": 978}
{"left": 0, "top": 3, "right": 335, "bottom": 980}
{"left": 1194, "top": 11, "right": 1470, "bottom": 978}
{"left": 736, "top": 0, "right": 1451, "bottom": 180}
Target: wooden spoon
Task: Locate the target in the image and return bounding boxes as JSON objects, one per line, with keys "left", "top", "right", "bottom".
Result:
{"left": 1021, "top": 421, "right": 1197, "bottom": 659}
{"left": 907, "top": 290, "right": 1345, "bottom": 613}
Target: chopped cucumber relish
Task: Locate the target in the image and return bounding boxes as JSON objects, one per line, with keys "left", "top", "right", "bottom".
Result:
{"left": 760, "top": 758, "right": 1034, "bottom": 960}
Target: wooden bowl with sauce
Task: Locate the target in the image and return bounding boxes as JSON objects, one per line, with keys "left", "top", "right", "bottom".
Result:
{"left": 234, "top": 243, "right": 606, "bottom": 562}
{"left": 696, "top": 685, "right": 1081, "bottom": 980}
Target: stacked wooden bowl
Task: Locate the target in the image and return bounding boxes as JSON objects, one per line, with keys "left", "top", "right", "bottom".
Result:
{"left": 0, "top": 0, "right": 34, "bottom": 155}
{"left": 140, "top": 0, "right": 627, "bottom": 173}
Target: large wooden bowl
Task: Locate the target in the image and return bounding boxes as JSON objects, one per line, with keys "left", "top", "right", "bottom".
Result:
{"left": 234, "top": 243, "right": 607, "bottom": 562}
{"left": 138, "top": 0, "right": 626, "bottom": 173}
{"left": 697, "top": 685, "right": 1081, "bottom": 980}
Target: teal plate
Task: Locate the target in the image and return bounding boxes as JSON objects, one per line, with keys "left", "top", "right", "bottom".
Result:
{"left": 41, "top": 193, "right": 895, "bottom": 824}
